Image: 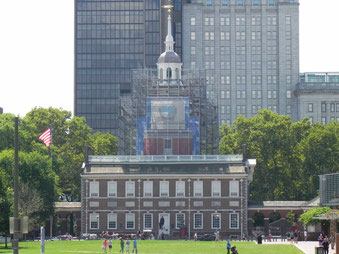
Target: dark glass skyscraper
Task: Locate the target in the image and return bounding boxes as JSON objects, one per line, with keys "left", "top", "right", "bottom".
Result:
{"left": 74, "top": 0, "right": 183, "bottom": 151}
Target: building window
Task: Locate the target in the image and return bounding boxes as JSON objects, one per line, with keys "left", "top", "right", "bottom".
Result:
{"left": 321, "top": 102, "right": 327, "bottom": 113}
{"left": 290, "top": 0, "right": 294, "bottom": 3}
{"left": 191, "top": 61, "right": 196, "bottom": 69}
{"left": 308, "top": 103, "right": 313, "bottom": 112}
{"left": 287, "top": 75, "right": 292, "bottom": 84}
{"left": 330, "top": 103, "right": 335, "bottom": 112}
{"left": 230, "top": 181, "right": 239, "bottom": 197}
{"left": 253, "top": 0, "right": 259, "bottom": 5}
{"left": 206, "top": 0, "right": 213, "bottom": 6}
{"left": 191, "top": 32, "right": 196, "bottom": 40}
{"left": 211, "top": 181, "right": 221, "bottom": 197}
{"left": 286, "top": 105, "right": 291, "bottom": 114}
{"left": 176, "top": 181, "right": 185, "bottom": 197}
{"left": 237, "top": 0, "right": 244, "bottom": 6}
{"left": 107, "top": 213, "right": 117, "bottom": 229}
{"left": 229, "top": 213, "right": 239, "bottom": 229}
{"left": 160, "top": 181, "right": 169, "bottom": 197}
{"left": 126, "top": 213, "right": 135, "bottom": 229}
{"left": 90, "top": 182, "right": 99, "bottom": 197}
{"left": 337, "top": 103, "right": 339, "bottom": 112}
{"left": 126, "top": 181, "right": 135, "bottom": 197}
{"left": 190, "top": 17, "right": 196, "bottom": 26}
{"left": 107, "top": 181, "right": 117, "bottom": 197}
{"left": 194, "top": 181, "right": 203, "bottom": 197}
{"left": 143, "top": 181, "right": 153, "bottom": 197}
{"left": 194, "top": 213, "right": 203, "bottom": 229}
{"left": 90, "top": 213, "right": 99, "bottom": 229}
{"left": 257, "top": 91, "right": 262, "bottom": 99}
{"left": 212, "top": 213, "right": 221, "bottom": 229}
{"left": 221, "top": 0, "right": 228, "bottom": 6}
{"left": 144, "top": 213, "right": 153, "bottom": 229}
{"left": 268, "top": 0, "right": 275, "bottom": 6}
{"left": 321, "top": 117, "right": 327, "bottom": 125}
{"left": 191, "top": 47, "right": 196, "bottom": 55}
{"left": 176, "top": 213, "right": 185, "bottom": 229}
{"left": 286, "top": 16, "right": 291, "bottom": 25}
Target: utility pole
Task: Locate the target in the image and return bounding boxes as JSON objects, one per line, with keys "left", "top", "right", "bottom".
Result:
{"left": 13, "top": 117, "right": 19, "bottom": 254}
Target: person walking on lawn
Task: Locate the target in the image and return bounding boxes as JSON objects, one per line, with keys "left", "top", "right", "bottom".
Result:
{"left": 226, "top": 240, "right": 231, "bottom": 254}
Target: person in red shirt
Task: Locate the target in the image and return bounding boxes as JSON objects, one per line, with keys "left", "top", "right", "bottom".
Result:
{"left": 102, "top": 239, "right": 108, "bottom": 253}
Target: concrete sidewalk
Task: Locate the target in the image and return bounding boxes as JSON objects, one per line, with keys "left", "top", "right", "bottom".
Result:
{"left": 262, "top": 240, "right": 335, "bottom": 254}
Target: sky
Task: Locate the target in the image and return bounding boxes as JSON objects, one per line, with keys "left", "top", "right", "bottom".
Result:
{"left": 0, "top": 0, "right": 338, "bottom": 117}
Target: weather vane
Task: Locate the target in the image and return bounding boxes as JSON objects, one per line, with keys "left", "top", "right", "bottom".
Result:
{"left": 162, "top": 0, "right": 174, "bottom": 13}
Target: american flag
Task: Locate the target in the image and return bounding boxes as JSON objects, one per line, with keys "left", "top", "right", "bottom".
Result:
{"left": 39, "top": 128, "right": 52, "bottom": 147}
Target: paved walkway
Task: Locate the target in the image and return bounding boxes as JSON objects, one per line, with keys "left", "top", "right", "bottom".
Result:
{"left": 262, "top": 240, "right": 335, "bottom": 254}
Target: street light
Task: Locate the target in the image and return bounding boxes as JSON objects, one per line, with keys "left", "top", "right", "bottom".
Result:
{"left": 138, "top": 179, "right": 141, "bottom": 232}
{"left": 187, "top": 179, "right": 191, "bottom": 240}
{"left": 85, "top": 179, "right": 89, "bottom": 235}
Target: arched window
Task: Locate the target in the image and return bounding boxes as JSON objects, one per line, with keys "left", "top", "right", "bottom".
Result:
{"left": 160, "top": 69, "right": 163, "bottom": 79}
{"left": 175, "top": 68, "right": 179, "bottom": 79}
{"left": 167, "top": 68, "right": 172, "bottom": 79}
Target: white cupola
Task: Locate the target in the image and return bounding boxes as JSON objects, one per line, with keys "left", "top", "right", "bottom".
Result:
{"left": 157, "top": 13, "right": 182, "bottom": 85}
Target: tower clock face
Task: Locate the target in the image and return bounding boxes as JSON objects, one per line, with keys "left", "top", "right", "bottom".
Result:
{"left": 159, "top": 105, "right": 176, "bottom": 118}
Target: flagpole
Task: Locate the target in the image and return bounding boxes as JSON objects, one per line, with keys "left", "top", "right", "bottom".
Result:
{"left": 49, "top": 127, "right": 53, "bottom": 238}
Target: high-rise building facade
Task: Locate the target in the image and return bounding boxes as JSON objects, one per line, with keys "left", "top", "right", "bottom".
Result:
{"left": 182, "top": 0, "right": 299, "bottom": 124}
{"left": 74, "top": 0, "right": 184, "bottom": 142}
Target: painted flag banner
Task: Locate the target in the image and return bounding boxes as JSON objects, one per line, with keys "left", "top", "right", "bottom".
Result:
{"left": 39, "top": 128, "right": 51, "bottom": 147}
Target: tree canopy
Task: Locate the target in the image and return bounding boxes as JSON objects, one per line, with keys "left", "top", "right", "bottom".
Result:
{"left": 219, "top": 110, "right": 339, "bottom": 201}
{"left": 0, "top": 107, "right": 118, "bottom": 234}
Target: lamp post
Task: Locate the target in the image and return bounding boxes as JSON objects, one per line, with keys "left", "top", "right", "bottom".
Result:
{"left": 13, "top": 117, "right": 19, "bottom": 254}
{"left": 138, "top": 179, "right": 141, "bottom": 232}
{"left": 85, "top": 179, "right": 88, "bottom": 235}
{"left": 187, "top": 179, "right": 191, "bottom": 240}
{"left": 240, "top": 178, "right": 244, "bottom": 240}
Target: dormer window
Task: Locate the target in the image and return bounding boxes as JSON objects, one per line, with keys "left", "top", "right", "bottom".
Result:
{"left": 175, "top": 68, "right": 179, "bottom": 79}
{"left": 160, "top": 69, "right": 163, "bottom": 79}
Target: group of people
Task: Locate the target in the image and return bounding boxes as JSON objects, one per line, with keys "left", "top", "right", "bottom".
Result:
{"left": 102, "top": 238, "right": 138, "bottom": 254}
{"left": 318, "top": 233, "right": 335, "bottom": 254}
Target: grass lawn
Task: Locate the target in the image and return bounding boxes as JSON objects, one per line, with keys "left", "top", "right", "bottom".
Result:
{"left": 0, "top": 240, "right": 303, "bottom": 254}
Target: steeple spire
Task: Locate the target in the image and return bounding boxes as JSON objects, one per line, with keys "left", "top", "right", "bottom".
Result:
{"left": 165, "top": 14, "right": 174, "bottom": 52}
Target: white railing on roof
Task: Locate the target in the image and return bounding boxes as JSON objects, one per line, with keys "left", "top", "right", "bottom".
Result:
{"left": 88, "top": 155, "right": 243, "bottom": 163}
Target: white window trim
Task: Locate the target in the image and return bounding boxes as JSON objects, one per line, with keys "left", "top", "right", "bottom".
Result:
{"left": 229, "top": 213, "right": 239, "bottom": 229}
{"left": 144, "top": 213, "right": 153, "bottom": 230}
{"left": 89, "top": 213, "right": 99, "bottom": 229}
{"left": 211, "top": 213, "right": 221, "bottom": 229}
{"left": 211, "top": 181, "right": 221, "bottom": 197}
{"left": 126, "top": 213, "right": 135, "bottom": 230}
{"left": 175, "top": 213, "right": 185, "bottom": 229}
{"left": 90, "top": 181, "right": 99, "bottom": 197}
{"left": 176, "top": 181, "right": 185, "bottom": 197}
{"left": 230, "top": 181, "right": 239, "bottom": 197}
{"left": 107, "top": 181, "right": 117, "bottom": 197}
{"left": 125, "top": 181, "right": 135, "bottom": 197}
{"left": 107, "top": 213, "right": 117, "bottom": 230}
{"left": 193, "top": 213, "right": 203, "bottom": 229}
{"left": 160, "top": 181, "right": 169, "bottom": 197}
{"left": 143, "top": 181, "right": 153, "bottom": 197}
{"left": 194, "top": 181, "right": 203, "bottom": 197}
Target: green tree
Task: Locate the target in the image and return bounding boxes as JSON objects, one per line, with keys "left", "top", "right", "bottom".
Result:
{"left": 91, "top": 132, "right": 118, "bottom": 155}
{"left": 219, "top": 110, "right": 312, "bottom": 201}
{"left": 299, "top": 122, "right": 339, "bottom": 199}
{"left": 0, "top": 107, "right": 118, "bottom": 233}
{"left": 299, "top": 207, "right": 331, "bottom": 225}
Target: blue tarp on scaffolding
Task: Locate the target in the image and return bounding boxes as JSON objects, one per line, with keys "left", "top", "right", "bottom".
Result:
{"left": 136, "top": 97, "right": 200, "bottom": 155}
